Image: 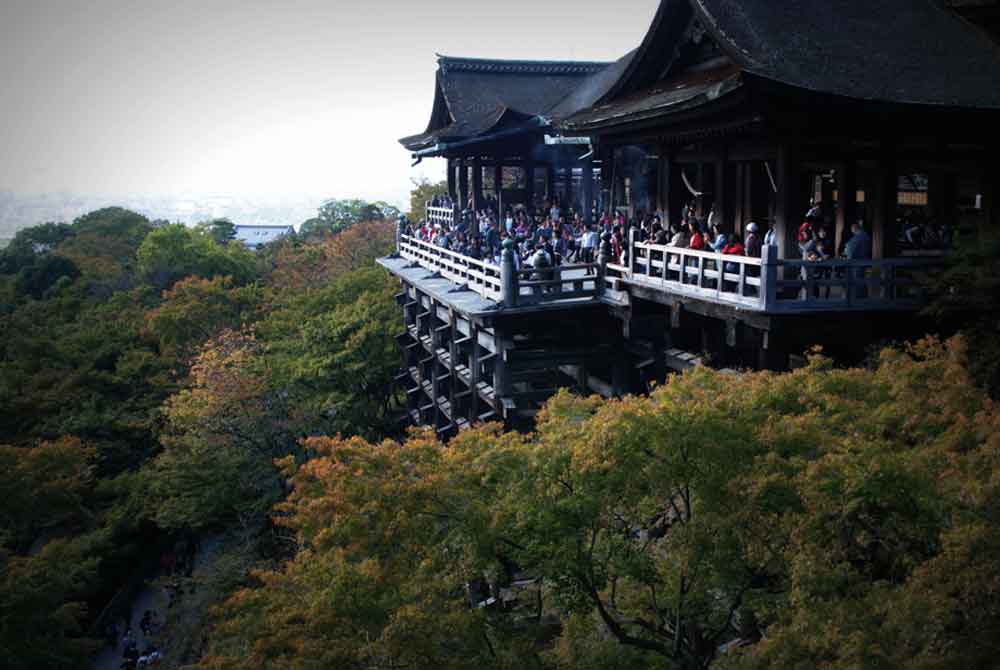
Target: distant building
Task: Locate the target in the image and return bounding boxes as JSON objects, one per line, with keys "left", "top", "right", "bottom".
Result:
{"left": 233, "top": 224, "right": 294, "bottom": 249}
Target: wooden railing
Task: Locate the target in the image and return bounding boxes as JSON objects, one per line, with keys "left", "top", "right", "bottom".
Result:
{"left": 399, "top": 235, "right": 503, "bottom": 302}
{"left": 509, "top": 262, "right": 603, "bottom": 307}
{"left": 770, "top": 256, "right": 937, "bottom": 311}
{"left": 398, "top": 235, "right": 601, "bottom": 308}
{"left": 396, "top": 232, "right": 940, "bottom": 314}
{"left": 631, "top": 243, "right": 765, "bottom": 309}
{"left": 629, "top": 242, "right": 939, "bottom": 312}
{"left": 426, "top": 204, "right": 458, "bottom": 229}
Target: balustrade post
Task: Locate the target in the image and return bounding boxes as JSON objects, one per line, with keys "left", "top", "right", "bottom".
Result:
{"left": 500, "top": 239, "right": 518, "bottom": 308}
{"left": 628, "top": 226, "right": 639, "bottom": 275}
{"left": 761, "top": 244, "right": 778, "bottom": 311}
{"left": 597, "top": 232, "right": 612, "bottom": 297}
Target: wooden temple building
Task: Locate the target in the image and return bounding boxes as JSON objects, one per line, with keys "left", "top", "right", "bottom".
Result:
{"left": 399, "top": 55, "right": 614, "bottom": 231}
{"left": 380, "top": 0, "right": 1000, "bottom": 435}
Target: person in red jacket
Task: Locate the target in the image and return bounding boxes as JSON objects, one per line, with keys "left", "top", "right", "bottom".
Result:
{"left": 689, "top": 225, "right": 705, "bottom": 250}
{"left": 722, "top": 233, "right": 744, "bottom": 257}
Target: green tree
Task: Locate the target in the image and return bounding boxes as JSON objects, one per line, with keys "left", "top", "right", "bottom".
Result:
{"left": 147, "top": 330, "right": 296, "bottom": 532}
{"left": 195, "top": 336, "right": 1000, "bottom": 670}
{"left": 924, "top": 228, "right": 1000, "bottom": 396}
{"left": 0, "top": 222, "right": 76, "bottom": 274}
{"left": 0, "top": 437, "right": 105, "bottom": 670}
{"left": 137, "top": 223, "right": 257, "bottom": 288}
{"left": 14, "top": 254, "right": 81, "bottom": 299}
{"left": 201, "top": 218, "right": 237, "bottom": 245}
{"left": 300, "top": 198, "right": 401, "bottom": 239}
{"left": 144, "top": 275, "right": 262, "bottom": 357}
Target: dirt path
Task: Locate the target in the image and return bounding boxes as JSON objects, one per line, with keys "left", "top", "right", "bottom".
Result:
{"left": 90, "top": 581, "right": 168, "bottom": 670}
{"left": 90, "top": 535, "right": 227, "bottom": 669}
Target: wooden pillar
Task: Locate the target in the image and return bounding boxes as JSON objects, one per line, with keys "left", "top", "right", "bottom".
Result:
{"left": 657, "top": 151, "right": 668, "bottom": 215}
{"left": 458, "top": 158, "right": 469, "bottom": 211}
{"left": 472, "top": 158, "right": 484, "bottom": 212}
{"left": 582, "top": 157, "right": 594, "bottom": 225}
{"left": 448, "top": 309, "right": 458, "bottom": 425}
{"left": 524, "top": 161, "right": 536, "bottom": 217}
{"left": 715, "top": 147, "right": 729, "bottom": 232}
{"left": 493, "top": 334, "right": 512, "bottom": 418}
{"left": 733, "top": 162, "right": 745, "bottom": 232}
{"left": 666, "top": 152, "right": 684, "bottom": 229}
{"left": 493, "top": 164, "right": 503, "bottom": 214}
{"left": 611, "top": 349, "right": 629, "bottom": 397}
{"left": 929, "top": 162, "right": 956, "bottom": 227}
{"left": 871, "top": 146, "right": 897, "bottom": 259}
{"left": 429, "top": 299, "right": 441, "bottom": 428}
{"left": 836, "top": 160, "right": 856, "bottom": 255}
{"left": 446, "top": 158, "right": 457, "bottom": 201}
{"left": 774, "top": 141, "right": 801, "bottom": 260}
{"left": 600, "top": 148, "right": 613, "bottom": 217}
{"left": 545, "top": 165, "right": 556, "bottom": 204}
{"left": 468, "top": 323, "right": 480, "bottom": 422}
{"left": 695, "top": 161, "right": 706, "bottom": 218}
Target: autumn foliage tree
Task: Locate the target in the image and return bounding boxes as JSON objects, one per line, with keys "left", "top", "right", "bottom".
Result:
{"left": 264, "top": 219, "right": 395, "bottom": 293}
{"left": 197, "top": 337, "right": 1000, "bottom": 670}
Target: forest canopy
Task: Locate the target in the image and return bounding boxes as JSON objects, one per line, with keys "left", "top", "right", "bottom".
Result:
{"left": 1, "top": 199, "right": 997, "bottom": 670}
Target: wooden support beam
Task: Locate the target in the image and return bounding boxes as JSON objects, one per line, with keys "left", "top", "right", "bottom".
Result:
{"left": 458, "top": 158, "right": 469, "bottom": 210}
{"left": 733, "top": 162, "right": 745, "bottom": 232}
{"left": 835, "top": 160, "right": 856, "bottom": 255}
{"left": 493, "top": 335, "right": 512, "bottom": 416}
{"left": 448, "top": 309, "right": 459, "bottom": 423}
{"left": 695, "top": 161, "right": 706, "bottom": 218}
{"left": 715, "top": 147, "right": 730, "bottom": 232}
{"left": 447, "top": 158, "right": 456, "bottom": 201}
{"left": 666, "top": 151, "right": 684, "bottom": 229}
{"left": 774, "top": 141, "right": 801, "bottom": 261}
{"left": 871, "top": 145, "right": 897, "bottom": 260}
{"left": 600, "top": 147, "right": 613, "bottom": 217}
{"left": 468, "top": 323, "right": 480, "bottom": 423}
{"left": 494, "top": 164, "right": 503, "bottom": 213}
{"left": 582, "top": 157, "right": 594, "bottom": 225}
{"left": 524, "top": 160, "right": 536, "bottom": 216}
{"left": 558, "top": 365, "right": 614, "bottom": 398}
{"left": 472, "top": 157, "right": 483, "bottom": 212}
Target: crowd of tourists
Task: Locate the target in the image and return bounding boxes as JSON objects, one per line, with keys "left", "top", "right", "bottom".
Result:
{"left": 404, "top": 196, "right": 878, "bottom": 278}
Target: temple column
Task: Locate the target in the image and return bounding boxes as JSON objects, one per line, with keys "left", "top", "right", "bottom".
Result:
{"left": 695, "top": 162, "right": 706, "bottom": 218}
{"left": 871, "top": 145, "right": 897, "bottom": 259}
{"left": 715, "top": 146, "right": 730, "bottom": 232}
{"left": 665, "top": 152, "right": 684, "bottom": 229}
{"left": 494, "top": 164, "right": 503, "bottom": 214}
{"left": 600, "top": 148, "right": 613, "bottom": 217}
{"left": 546, "top": 165, "right": 556, "bottom": 205}
{"left": 524, "top": 160, "right": 536, "bottom": 217}
{"left": 733, "top": 163, "right": 745, "bottom": 231}
{"left": 458, "top": 158, "right": 469, "bottom": 211}
{"left": 472, "top": 157, "right": 484, "bottom": 213}
{"left": 835, "top": 160, "right": 856, "bottom": 254}
{"left": 446, "top": 158, "right": 457, "bottom": 202}
{"left": 582, "top": 157, "right": 594, "bottom": 225}
{"left": 774, "top": 141, "right": 802, "bottom": 260}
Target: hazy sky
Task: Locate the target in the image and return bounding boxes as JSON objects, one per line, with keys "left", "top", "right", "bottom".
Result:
{"left": 0, "top": 0, "right": 658, "bottom": 208}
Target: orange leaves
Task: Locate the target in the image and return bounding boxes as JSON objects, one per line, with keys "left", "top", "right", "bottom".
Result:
{"left": 266, "top": 220, "right": 394, "bottom": 293}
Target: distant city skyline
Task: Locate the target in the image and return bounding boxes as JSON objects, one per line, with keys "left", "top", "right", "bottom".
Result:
{"left": 0, "top": 0, "right": 658, "bottom": 229}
